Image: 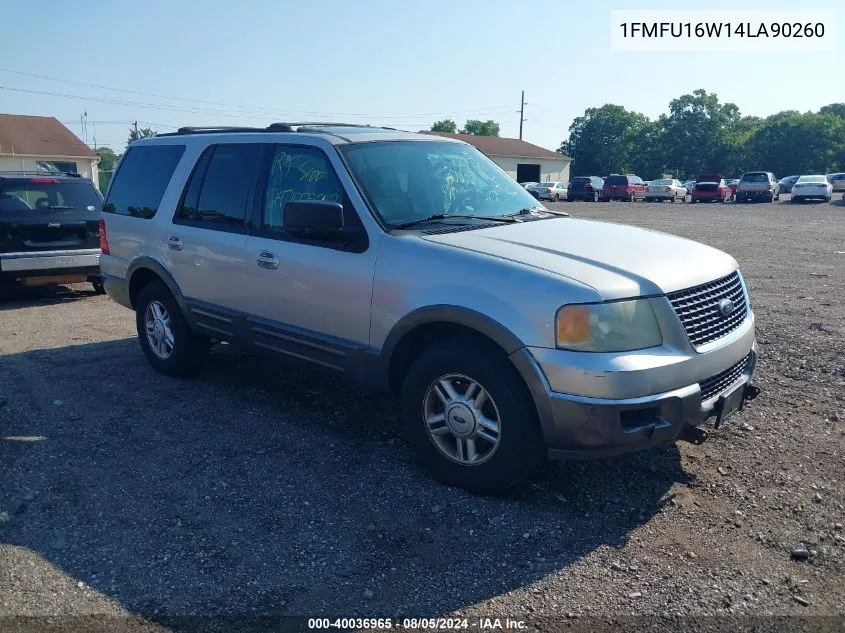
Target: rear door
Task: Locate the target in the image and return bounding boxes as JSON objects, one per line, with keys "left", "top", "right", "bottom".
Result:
{"left": 166, "top": 143, "right": 263, "bottom": 312}
{"left": 0, "top": 177, "right": 102, "bottom": 256}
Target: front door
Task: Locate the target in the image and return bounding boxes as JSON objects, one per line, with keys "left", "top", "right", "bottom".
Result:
{"left": 242, "top": 143, "right": 378, "bottom": 371}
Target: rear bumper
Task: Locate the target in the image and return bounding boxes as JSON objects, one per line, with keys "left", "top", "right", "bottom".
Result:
{"left": 101, "top": 271, "right": 133, "bottom": 310}
{"left": 736, "top": 189, "right": 774, "bottom": 200}
{"left": 0, "top": 249, "right": 100, "bottom": 280}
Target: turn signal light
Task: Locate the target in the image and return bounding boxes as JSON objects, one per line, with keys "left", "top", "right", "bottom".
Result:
{"left": 556, "top": 306, "right": 591, "bottom": 344}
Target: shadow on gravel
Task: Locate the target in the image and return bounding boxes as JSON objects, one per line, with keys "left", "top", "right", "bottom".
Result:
{"left": 1, "top": 338, "right": 692, "bottom": 625}
{"left": 0, "top": 283, "right": 99, "bottom": 311}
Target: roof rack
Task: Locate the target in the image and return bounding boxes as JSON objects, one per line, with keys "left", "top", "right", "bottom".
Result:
{"left": 156, "top": 122, "right": 399, "bottom": 137}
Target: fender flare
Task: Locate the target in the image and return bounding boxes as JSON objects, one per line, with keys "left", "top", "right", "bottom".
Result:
{"left": 126, "top": 257, "right": 196, "bottom": 329}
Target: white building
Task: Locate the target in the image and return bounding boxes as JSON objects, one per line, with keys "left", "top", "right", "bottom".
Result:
{"left": 0, "top": 114, "right": 99, "bottom": 188}
{"left": 424, "top": 131, "right": 571, "bottom": 183}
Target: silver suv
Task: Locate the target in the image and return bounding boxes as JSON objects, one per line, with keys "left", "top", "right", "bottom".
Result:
{"left": 99, "top": 124, "right": 759, "bottom": 493}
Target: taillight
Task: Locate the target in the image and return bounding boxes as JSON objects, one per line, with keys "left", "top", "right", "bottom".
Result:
{"left": 98, "top": 218, "right": 110, "bottom": 254}
{"left": 664, "top": 187, "right": 672, "bottom": 192}
{"left": 31, "top": 177, "right": 59, "bottom": 184}
{"left": 584, "top": 184, "right": 592, "bottom": 189}
{"left": 546, "top": 188, "right": 553, "bottom": 193}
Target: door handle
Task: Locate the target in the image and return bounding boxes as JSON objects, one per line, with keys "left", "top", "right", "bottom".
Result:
{"left": 167, "top": 236, "right": 184, "bottom": 251}
{"left": 256, "top": 251, "right": 280, "bottom": 269}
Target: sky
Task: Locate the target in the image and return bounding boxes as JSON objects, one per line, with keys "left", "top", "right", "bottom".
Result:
{"left": 0, "top": 0, "right": 842, "bottom": 153}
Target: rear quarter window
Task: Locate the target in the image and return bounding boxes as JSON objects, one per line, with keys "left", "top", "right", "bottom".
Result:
{"left": 104, "top": 144, "right": 185, "bottom": 219}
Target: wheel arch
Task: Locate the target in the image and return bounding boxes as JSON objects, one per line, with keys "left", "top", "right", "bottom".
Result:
{"left": 126, "top": 258, "right": 196, "bottom": 328}
{"left": 380, "top": 306, "right": 526, "bottom": 397}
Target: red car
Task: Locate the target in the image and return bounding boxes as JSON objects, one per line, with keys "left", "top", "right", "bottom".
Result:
{"left": 600, "top": 174, "right": 647, "bottom": 201}
{"left": 691, "top": 173, "right": 731, "bottom": 203}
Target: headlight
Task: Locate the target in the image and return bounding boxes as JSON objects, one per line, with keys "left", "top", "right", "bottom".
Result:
{"left": 555, "top": 299, "right": 662, "bottom": 352}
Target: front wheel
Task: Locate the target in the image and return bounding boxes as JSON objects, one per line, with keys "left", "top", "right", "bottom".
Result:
{"left": 135, "top": 281, "right": 210, "bottom": 377}
{"left": 401, "top": 340, "right": 545, "bottom": 494}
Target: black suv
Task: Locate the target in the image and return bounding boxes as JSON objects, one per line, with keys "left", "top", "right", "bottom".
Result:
{"left": 567, "top": 176, "right": 604, "bottom": 202}
{"left": 0, "top": 172, "right": 104, "bottom": 292}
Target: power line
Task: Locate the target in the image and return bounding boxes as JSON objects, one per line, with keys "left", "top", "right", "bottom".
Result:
{"left": 0, "top": 68, "right": 518, "bottom": 119}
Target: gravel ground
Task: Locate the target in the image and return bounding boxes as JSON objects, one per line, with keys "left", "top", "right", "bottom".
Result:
{"left": 1, "top": 196, "right": 844, "bottom": 631}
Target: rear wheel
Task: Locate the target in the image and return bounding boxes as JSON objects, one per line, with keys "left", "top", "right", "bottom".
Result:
{"left": 592, "top": 191, "right": 599, "bottom": 202}
{"left": 91, "top": 278, "right": 106, "bottom": 295}
{"left": 135, "top": 281, "right": 210, "bottom": 377}
{"left": 401, "top": 339, "right": 545, "bottom": 494}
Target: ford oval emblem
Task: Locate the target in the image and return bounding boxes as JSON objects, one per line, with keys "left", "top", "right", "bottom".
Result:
{"left": 718, "top": 298, "right": 735, "bottom": 316}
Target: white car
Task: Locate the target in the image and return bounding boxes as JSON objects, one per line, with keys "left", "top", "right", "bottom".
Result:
{"left": 535, "top": 181, "right": 568, "bottom": 201}
{"left": 791, "top": 175, "right": 833, "bottom": 203}
{"left": 644, "top": 178, "right": 687, "bottom": 202}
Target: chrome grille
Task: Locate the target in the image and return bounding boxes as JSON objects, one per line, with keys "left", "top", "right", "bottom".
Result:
{"left": 699, "top": 353, "right": 751, "bottom": 402}
{"left": 667, "top": 271, "right": 748, "bottom": 347}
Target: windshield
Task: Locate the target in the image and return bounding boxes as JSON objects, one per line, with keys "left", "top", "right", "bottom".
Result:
{"left": 741, "top": 173, "right": 768, "bottom": 182}
{"left": 341, "top": 140, "right": 542, "bottom": 225}
{"left": 0, "top": 179, "right": 102, "bottom": 215}
{"left": 797, "top": 176, "right": 825, "bottom": 183}
{"left": 605, "top": 175, "right": 627, "bottom": 185}
{"left": 652, "top": 179, "right": 672, "bottom": 185}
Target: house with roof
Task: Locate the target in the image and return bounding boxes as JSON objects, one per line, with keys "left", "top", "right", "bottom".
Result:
{"left": 423, "top": 131, "right": 571, "bottom": 184}
{"left": 0, "top": 114, "right": 99, "bottom": 188}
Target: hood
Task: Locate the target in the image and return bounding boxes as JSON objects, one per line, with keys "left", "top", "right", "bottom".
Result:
{"left": 421, "top": 218, "right": 738, "bottom": 300}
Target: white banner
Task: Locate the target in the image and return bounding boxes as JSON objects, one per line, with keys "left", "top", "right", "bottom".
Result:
{"left": 610, "top": 10, "right": 837, "bottom": 52}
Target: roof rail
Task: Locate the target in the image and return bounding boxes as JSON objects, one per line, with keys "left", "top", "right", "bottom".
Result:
{"left": 155, "top": 122, "right": 400, "bottom": 137}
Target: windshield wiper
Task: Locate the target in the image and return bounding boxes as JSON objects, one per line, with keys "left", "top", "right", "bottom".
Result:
{"left": 41, "top": 205, "right": 75, "bottom": 210}
{"left": 505, "top": 207, "right": 571, "bottom": 218}
{"left": 393, "top": 214, "right": 519, "bottom": 230}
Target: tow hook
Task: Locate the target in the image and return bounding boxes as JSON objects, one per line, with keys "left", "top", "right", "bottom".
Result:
{"left": 678, "top": 426, "right": 710, "bottom": 445}
{"left": 744, "top": 385, "right": 761, "bottom": 402}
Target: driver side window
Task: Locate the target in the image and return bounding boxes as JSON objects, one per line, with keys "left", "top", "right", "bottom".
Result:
{"left": 263, "top": 146, "right": 347, "bottom": 232}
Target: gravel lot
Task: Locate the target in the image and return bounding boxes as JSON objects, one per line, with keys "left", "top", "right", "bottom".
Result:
{"left": 1, "top": 197, "right": 844, "bottom": 630}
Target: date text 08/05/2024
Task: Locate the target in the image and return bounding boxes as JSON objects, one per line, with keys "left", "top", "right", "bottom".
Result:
{"left": 307, "top": 617, "right": 527, "bottom": 630}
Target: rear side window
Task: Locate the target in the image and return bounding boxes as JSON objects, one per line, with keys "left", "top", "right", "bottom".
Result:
{"left": 103, "top": 145, "right": 185, "bottom": 218}
{"left": 175, "top": 144, "right": 263, "bottom": 230}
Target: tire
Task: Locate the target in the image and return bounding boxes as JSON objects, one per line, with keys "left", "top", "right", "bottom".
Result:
{"left": 91, "top": 278, "right": 106, "bottom": 295}
{"left": 135, "top": 281, "right": 210, "bottom": 377}
{"left": 644, "top": 197, "right": 652, "bottom": 203}
{"left": 401, "top": 339, "right": 545, "bottom": 495}
{"left": 628, "top": 192, "right": 635, "bottom": 202}
{"left": 592, "top": 191, "right": 599, "bottom": 202}
{"left": 792, "top": 196, "right": 802, "bottom": 204}
{"left": 826, "top": 196, "right": 831, "bottom": 203}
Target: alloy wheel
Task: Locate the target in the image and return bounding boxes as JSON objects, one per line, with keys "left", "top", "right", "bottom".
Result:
{"left": 422, "top": 373, "right": 501, "bottom": 465}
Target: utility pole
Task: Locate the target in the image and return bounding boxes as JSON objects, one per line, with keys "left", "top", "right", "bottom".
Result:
{"left": 133, "top": 121, "right": 139, "bottom": 138}
{"left": 518, "top": 90, "right": 527, "bottom": 140}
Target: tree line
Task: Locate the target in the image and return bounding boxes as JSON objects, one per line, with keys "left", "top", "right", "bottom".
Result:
{"left": 559, "top": 90, "right": 845, "bottom": 180}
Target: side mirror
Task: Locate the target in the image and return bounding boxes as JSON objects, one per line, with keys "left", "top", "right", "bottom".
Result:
{"left": 283, "top": 200, "right": 361, "bottom": 244}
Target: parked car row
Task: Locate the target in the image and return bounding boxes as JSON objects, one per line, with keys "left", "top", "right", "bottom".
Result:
{"left": 519, "top": 170, "right": 845, "bottom": 205}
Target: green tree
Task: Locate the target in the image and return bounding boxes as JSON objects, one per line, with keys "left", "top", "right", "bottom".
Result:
{"left": 660, "top": 90, "right": 741, "bottom": 179}
{"left": 566, "top": 104, "right": 652, "bottom": 177}
{"left": 127, "top": 124, "right": 157, "bottom": 145}
{"left": 819, "top": 103, "right": 845, "bottom": 118}
{"left": 745, "top": 112, "right": 845, "bottom": 176}
{"left": 430, "top": 119, "right": 458, "bottom": 133}
{"left": 461, "top": 120, "right": 500, "bottom": 136}
{"left": 95, "top": 147, "right": 119, "bottom": 172}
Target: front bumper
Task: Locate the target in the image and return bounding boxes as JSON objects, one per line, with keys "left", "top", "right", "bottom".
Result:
{"left": 508, "top": 307, "right": 759, "bottom": 460}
